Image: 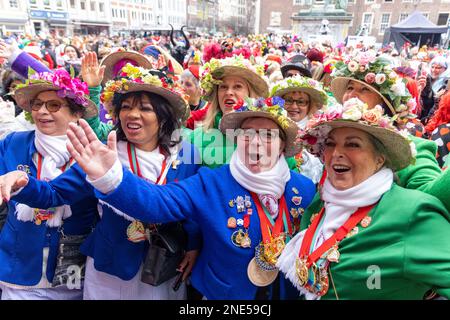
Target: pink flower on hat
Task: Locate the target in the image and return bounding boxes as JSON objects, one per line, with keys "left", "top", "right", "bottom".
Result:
{"left": 364, "top": 73, "right": 376, "bottom": 84}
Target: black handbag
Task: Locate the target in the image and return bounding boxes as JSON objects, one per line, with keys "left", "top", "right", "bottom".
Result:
{"left": 52, "top": 233, "right": 89, "bottom": 288}
{"left": 141, "top": 223, "right": 187, "bottom": 286}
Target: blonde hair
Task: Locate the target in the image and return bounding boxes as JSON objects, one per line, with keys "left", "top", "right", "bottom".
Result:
{"left": 202, "top": 80, "right": 258, "bottom": 130}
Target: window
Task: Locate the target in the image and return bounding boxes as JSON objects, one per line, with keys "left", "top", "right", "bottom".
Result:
{"left": 57, "top": 0, "right": 62, "bottom": 7}
{"left": 293, "top": 0, "right": 302, "bottom": 4}
{"left": 9, "top": 0, "right": 18, "bottom": 7}
{"left": 379, "top": 13, "right": 390, "bottom": 35}
{"left": 99, "top": 2, "right": 104, "bottom": 12}
{"left": 270, "top": 11, "right": 281, "bottom": 27}
{"left": 399, "top": 13, "right": 408, "bottom": 22}
{"left": 29, "top": 0, "right": 37, "bottom": 4}
{"left": 43, "top": 0, "right": 50, "bottom": 6}
{"left": 437, "top": 13, "right": 450, "bottom": 25}
{"left": 70, "top": 0, "right": 75, "bottom": 8}
{"left": 80, "top": 0, "right": 86, "bottom": 10}
{"left": 90, "top": 1, "right": 96, "bottom": 11}
{"left": 365, "top": 0, "right": 374, "bottom": 2}
{"left": 362, "top": 12, "right": 374, "bottom": 33}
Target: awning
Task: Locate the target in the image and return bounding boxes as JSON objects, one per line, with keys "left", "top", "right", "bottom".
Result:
{"left": 0, "top": 18, "right": 28, "bottom": 24}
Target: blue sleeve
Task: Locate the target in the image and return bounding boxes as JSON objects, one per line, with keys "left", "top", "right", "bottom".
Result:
{"left": 0, "top": 133, "right": 14, "bottom": 174}
{"left": 95, "top": 168, "right": 204, "bottom": 224}
{"left": 11, "top": 51, "right": 51, "bottom": 78}
{"left": 12, "top": 164, "right": 95, "bottom": 208}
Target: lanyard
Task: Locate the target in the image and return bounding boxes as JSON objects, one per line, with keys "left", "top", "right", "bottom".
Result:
{"left": 127, "top": 142, "right": 168, "bottom": 185}
{"left": 299, "top": 203, "right": 376, "bottom": 268}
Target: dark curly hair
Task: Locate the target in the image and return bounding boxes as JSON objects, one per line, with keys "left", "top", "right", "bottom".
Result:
{"left": 112, "top": 91, "right": 181, "bottom": 155}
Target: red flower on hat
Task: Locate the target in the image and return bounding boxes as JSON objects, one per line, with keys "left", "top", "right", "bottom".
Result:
{"left": 233, "top": 98, "right": 244, "bottom": 110}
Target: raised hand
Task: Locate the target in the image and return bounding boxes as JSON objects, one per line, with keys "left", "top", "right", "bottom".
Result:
{"left": 81, "top": 51, "right": 105, "bottom": 87}
{"left": 67, "top": 119, "right": 118, "bottom": 180}
{"left": 0, "top": 171, "right": 29, "bottom": 205}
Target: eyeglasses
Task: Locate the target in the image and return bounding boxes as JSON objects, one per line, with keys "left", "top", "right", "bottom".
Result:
{"left": 30, "top": 99, "right": 68, "bottom": 113}
{"left": 284, "top": 98, "right": 310, "bottom": 107}
{"left": 236, "top": 129, "right": 284, "bottom": 143}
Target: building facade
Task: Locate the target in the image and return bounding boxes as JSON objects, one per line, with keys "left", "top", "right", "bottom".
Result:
{"left": 0, "top": 0, "right": 30, "bottom": 36}
{"left": 67, "top": 0, "right": 111, "bottom": 35}
{"left": 27, "top": 0, "right": 70, "bottom": 36}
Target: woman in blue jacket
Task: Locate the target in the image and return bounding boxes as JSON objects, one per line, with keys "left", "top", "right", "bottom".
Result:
{"left": 0, "top": 63, "right": 202, "bottom": 300}
{"left": 3, "top": 97, "right": 317, "bottom": 299}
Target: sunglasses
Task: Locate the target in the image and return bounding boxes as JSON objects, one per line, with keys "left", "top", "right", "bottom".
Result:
{"left": 30, "top": 99, "right": 68, "bottom": 113}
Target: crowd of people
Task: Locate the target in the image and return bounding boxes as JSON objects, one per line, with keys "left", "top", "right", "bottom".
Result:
{"left": 0, "top": 29, "right": 449, "bottom": 300}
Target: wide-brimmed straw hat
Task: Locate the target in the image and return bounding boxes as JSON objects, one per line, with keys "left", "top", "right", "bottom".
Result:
{"left": 330, "top": 54, "right": 415, "bottom": 120}
{"left": 219, "top": 97, "right": 301, "bottom": 157}
{"left": 100, "top": 50, "right": 152, "bottom": 85}
{"left": 101, "top": 64, "right": 189, "bottom": 121}
{"left": 200, "top": 55, "right": 269, "bottom": 101}
{"left": 270, "top": 74, "right": 328, "bottom": 107}
{"left": 301, "top": 98, "right": 415, "bottom": 171}
{"left": 14, "top": 69, "right": 98, "bottom": 119}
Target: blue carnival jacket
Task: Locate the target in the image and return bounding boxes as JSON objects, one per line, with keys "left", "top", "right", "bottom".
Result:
{"left": 13, "top": 140, "right": 203, "bottom": 281}
{"left": 93, "top": 165, "right": 316, "bottom": 299}
{"left": 0, "top": 131, "right": 98, "bottom": 286}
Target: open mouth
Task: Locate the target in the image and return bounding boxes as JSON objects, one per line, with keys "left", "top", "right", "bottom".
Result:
{"left": 248, "top": 152, "right": 262, "bottom": 162}
{"left": 126, "top": 123, "right": 142, "bottom": 131}
{"left": 332, "top": 164, "right": 351, "bottom": 174}
{"left": 224, "top": 99, "right": 237, "bottom": 108}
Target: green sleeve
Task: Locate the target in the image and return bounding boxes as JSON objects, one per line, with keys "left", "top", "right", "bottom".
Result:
{"left": 403, "top": 196, "right": 450, "bottom": 298}
{"left": 396, "top": 136, "right": 450, "bottom": 211}
{"left": 285, "top": 156, "right": 299, "bottom": 172}
{"left": 444, "top": 156, "right": 450, "bottom": 169}
{"left": 86, "top": 86, "right": 113, "bottom": 141}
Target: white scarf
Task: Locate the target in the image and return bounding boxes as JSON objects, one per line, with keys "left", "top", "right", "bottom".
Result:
{"left": 229, "top": 150, "right": 290, "bottom": 219}
{"left": 15, "top": 129, "right": 73, "bottom": 227}
{"left": 276, "top": 168, "right": 393, "bottom": 299}
{"left": 101, "top": 141, "right": 178, "bottom": 222}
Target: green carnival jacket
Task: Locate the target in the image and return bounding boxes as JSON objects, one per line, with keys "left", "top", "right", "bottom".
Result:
{"left": 301, "top": 184, "right": 450, "bottom": 300}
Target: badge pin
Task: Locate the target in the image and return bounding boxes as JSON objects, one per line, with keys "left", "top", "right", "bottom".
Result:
{"left": 346, "top": 226, "right": 359, "bottom": 238}
{"left": 290, "top": 208, "right": 299, "bottom": 219}
{"left": 227, "top": 217, "right": 237, "bottom": 229}
{"left": 240, "top": 234, "right": 251, "bottom": 248}
{"left": 292, "top": 187, "right": 299, "bottom": 195}
{"left": 235, "top": 196, "right": 245, "bottom": 213}
{"left": 292, "top": 196, "right": 302, "bottom": 206}
{"left": 171, "top": 159, "right": 181, "bottom": 169}
{"left": 228, "top": 200, "right": 235, "bottom": 208}
{"left": 247, "top": 208, "right": 253, "bottom": 215}
{"left": 236, "top": 218, "right": 244, "bottom": 227}
{"left": 361, "top": 216, "right": 372, "bottom": 228}
{"left": 244, "top": 195, "right": 252, "bottom": 208}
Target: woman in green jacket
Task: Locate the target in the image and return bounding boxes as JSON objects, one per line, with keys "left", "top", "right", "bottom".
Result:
{"left": 277, "top": 97, "right": 450, "bottom": 299}
{"left": 188, "top": 55, "right": 269, "bottom": 168}
{"left": 329, "top": 53, "right": 450, "bottom": 211}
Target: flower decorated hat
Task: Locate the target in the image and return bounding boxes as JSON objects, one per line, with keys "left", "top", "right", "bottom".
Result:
{"left": 100, "top": 63, "right": 189, "bottom": 121}
{"left": 330, "top": 53, "right": 416, "bottom": 121}
{"left": 200, "top": 55, "right": 269, "bottom": 101}
{"left": 14, "top": 68, "right": 98, "bottom": 119}
{"left": 301, "top": 98, "right": 416, "bottom": 171}
{"left": 219, "top": 96, "right": 301, "bottom": 157}
{"left": 270, "top": 74, "right": 328, "bottom": 107}
{"left": 100, "top": 48, "right": 153, "bottom": 85}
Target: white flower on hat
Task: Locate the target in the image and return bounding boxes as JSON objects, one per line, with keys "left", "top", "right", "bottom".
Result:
{"left": 388, "top": 71, "right": 397, "bottom": 80}
{"left": 348, "top": 61, "right": 359, "bottom": 73}
{"left": 375, "top": 73, "right": 386, "bottom": 85}
{"left": 390, "top": 79, "right": 407, "bottom": 96}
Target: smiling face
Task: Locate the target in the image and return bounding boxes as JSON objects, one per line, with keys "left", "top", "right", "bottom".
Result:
{"left": 342, "top": 80, "right": 384, "bottom": 109}
{"left": 119, "top": 93, "right": 159, "bottom": 151}
{"left": 236, "top": 117, "right": 285, "bottom": 173}
{"left": 31, "top": 91, "right": 81, "bottom": 136}
{"left": 323, "top": 127, "right": 385, "bottom": 190}
{"left": 64, "top": 46, "right": 78, "bottom": 60}
{"left": 282, "top": 91, "right": 311, "bottom": 122}
{"left": 217, "top": 76, "right": 250, "bottom": 115}
{"left": 431, "top": 63, "right": 446, "bottom": 80}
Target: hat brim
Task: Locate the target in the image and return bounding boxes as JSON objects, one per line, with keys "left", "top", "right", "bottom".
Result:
{"left": 273, "top": 87, "right": 326, "bottom": 107}
{"left": 306, "top": 120, "right": 412, "bottom": 171}
{"left": 106, "top": 82, "right": 189, "bottom": 121}
{"left": 281, "top": 64, "right": 312, "bottom": 78}
{"left": 14, "top": 84, "right": 98, "bottom": 119}
{"left": 206, "top": 66, "right": 269, "bottom": 100}
{"left": 101, "top": 51, "right": 152, "bottom": 85}
{"left": 219, "top": 111, "right": 300, "bottom": 157}
{"left": 330, "top": 77, "right": 396, "bottom": 116}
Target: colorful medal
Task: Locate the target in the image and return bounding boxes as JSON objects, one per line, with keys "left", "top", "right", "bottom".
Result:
{"left": 360, "top": 216, "right": 372, "bottom": 228}
{"left": 227, "top": 217, "right": 237, "bottom": 228}
{"left": 126, "top": 220, "right": 147, "bottom": 243}
{"left": 247, "top": 257, "right": 278, "bottom": 287}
